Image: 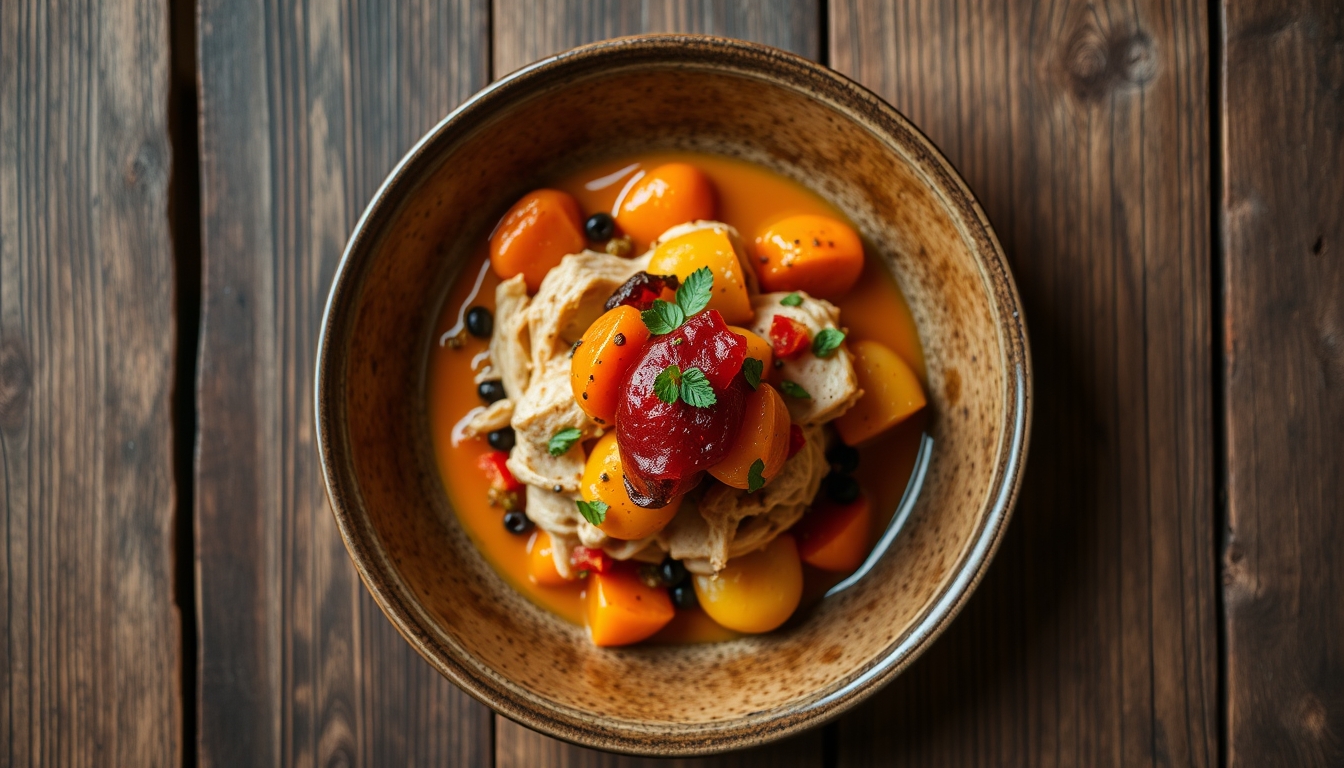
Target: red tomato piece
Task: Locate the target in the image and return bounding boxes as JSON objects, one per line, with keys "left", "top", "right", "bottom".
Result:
{"left": 769, "top": 315, "right": 811, "bottom": 359}
{"left": 572, "top": 546, "right": 611, "bottom": 574}
{"left": 477, "top": 450, "right": 523, "bottom": 492}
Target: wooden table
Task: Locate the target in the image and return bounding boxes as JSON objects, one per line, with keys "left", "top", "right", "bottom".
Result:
{"left": 3, "top": 0, "right": 1340, "bottom": 764}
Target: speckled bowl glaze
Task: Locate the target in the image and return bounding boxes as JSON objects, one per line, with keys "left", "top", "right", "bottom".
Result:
{"left": 316, "top": 35, "right": 1030, "bottom": 756}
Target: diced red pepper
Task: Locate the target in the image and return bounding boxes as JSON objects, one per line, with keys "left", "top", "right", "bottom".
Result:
{"left": 787, "top": 424, "right": 806, "bottom": 458}
{"left": 770, "top": 315, "right": 812, "bottom": 359}
{"left": 477, "top": 450, "right": 523, "bottom": 493}
{"left": 571, "top": 546, "right": 611, "bottom": 574}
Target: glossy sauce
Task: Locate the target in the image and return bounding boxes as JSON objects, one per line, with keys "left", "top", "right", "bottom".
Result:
{"left": 428, "top": 152, "right": 926, "bottom": 642}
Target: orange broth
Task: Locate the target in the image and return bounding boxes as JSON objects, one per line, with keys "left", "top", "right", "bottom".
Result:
{"left": 428, "top": 152, "right": 925, "bottom": 642}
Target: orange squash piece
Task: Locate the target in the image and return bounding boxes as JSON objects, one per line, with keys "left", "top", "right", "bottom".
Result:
{"left": 615, "top": 162, "right": 717, "bottom": 248}
{"left": 571, "top": 305, "right": 650, "bottom": 425}
{"left": 708, "top": 383, "right": 790, "bottom": 489}
{"left": 587, "top": 568, "right": 676, "bottom": 646}
{"left": 489, "top": 189, "right": 586, "bottom": 292}
{"left": 647, "top": 227, "right": 754, "bottom": 324}
{"left": 582, "top": 432, "right": 680, "bottom": 540}
{"left": 729, "top": 325, "right": 773, "bottom": 372}
{"left": 527, "top": 530, "right": 571, "bottom": 587}
{"left": 752, "top": 214, "right": 865, "bottom": 298}
{"left": 794, "top": 496, "right": 873, "bottom": 572}
{"left": 693, "top": 533, "right": 803, "bottom": 634}
{"left": 835, "top": 339, "right": 927, "bottom": 445}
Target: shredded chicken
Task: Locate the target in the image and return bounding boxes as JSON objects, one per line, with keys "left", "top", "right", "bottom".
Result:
{"left": 491, "top": 275, "right": 532, "bottom": 401}
{"left": 751, "top": 292, "right": 863, "bottom": 424}
{"left": 459, "top": 399, "right": 513, "bottom": 439}
{"left": 658, "top": 425, "right": 827, "bottom": 573}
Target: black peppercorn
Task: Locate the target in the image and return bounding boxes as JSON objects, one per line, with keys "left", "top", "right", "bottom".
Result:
{"left": 487, "top": 427, "right": 515, "bottom": 451}
{"left": 477, "top": 379, "right": 506, "bottom": 403}
{"left": 670, "top": 583, "right": 698, "bottom": 610}
{"left": 823, "top": 472, "right": 861, "bottom": 504}
{"left": 659, "top": 558, "right": 689, "bottom": 587}
{"left": 503, "top": 510, "right": 532, "bottom": 534}
{"left": 584, "top": 212, "right": 616, "bottom": 241}
{"left": 465, "top": 306, "right": 493, "bottom": 338}
{"left": 825, "top": 443, "right": 860, "bottom": 474}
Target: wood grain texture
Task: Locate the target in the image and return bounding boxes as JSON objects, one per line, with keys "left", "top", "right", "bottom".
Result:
{"left": 492, "top": 0, "right": 821, "bottom": 75}
{"left": 0, "top": 0, "right": 181, "bottom": 765}
{"left": 194, "top": 0, "right": 493, "bottom": 765}
{"left": 1221, "top": 1, "right": 1344, "bottom": 765}
{"left": 830, "top": 1, "right": 1217, "bottom": 765}
{"left": 491, "top": 4, "right": 824, "bottom": 765}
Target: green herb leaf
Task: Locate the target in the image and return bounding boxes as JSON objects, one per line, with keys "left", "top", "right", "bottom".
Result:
{"left": 747, "top": 459, "right": 767, "bottom": 493}
{"left": 742, "top": 358, "right": 764, "bottom": 390}
{"left": 654, "top": 364, "right": 682, "bottom": 404}
{"left": 780, "top": 380, "right": 811, "bottom": 399}
{"left": 812, "top": 328, "right": 846, "bottom": 358}
{"left": 676, "top": 266, "right": 714, "bottom": 317}
{"left": 679, "top": 367, "right": 717, "bottom": 408}
{"left": 576, "top": 499, "right": 609, "bottom": 526}
{"left": 547, "top": 427, "right": 583, "bottom": 456}
{"left": 780, "top": 293, "right": 803, "bottom": 307}
{"left": 641, "top": 299, "right": 686, "bottom": 335}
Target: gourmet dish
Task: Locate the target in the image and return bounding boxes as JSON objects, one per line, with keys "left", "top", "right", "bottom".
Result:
{"left": 429, "top": 154, "right": 929, "bottom": 646}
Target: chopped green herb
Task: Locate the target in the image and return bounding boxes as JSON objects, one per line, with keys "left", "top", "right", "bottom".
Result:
{"left": 641, "top": 299, "right": 686, "bottom": 335}
{"left": 742, "top": 357, "right": 764, "bottom": 390}
{"left": 812, "top": 328, "right": 846, "bottom": 358}
{"left": 654, "top": 364, "right": 682, "bottom": 404}
{"left": 780, "top": 293, "right": 803, "bottom": 307}
{"left": 547, "top": 427, "right": 583, "bottom": 456}
{"left": 576, "top": 499, "right": 609, "bottom": 526}
{"left": 747, "top": 459, "right": 767, "bottom": 493}
{"left": 676, "top": 266, "right": 714, "bottom": 316}
{"left": 780, "top": 380, "right": 811, "bottom": 399}
{"left": 679, "top": 367, "right": 717, "bottom": 408}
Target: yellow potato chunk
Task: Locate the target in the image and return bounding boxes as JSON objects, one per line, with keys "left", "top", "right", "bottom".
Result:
{"left": 834, "top": 339, "right": 926, "bottom": 445}
{"left": 581, "top": 432, "right": 680, "bottom": 540}
{"left": 693, "top": 533, "right": 803, "bottom": 633}
{"left": 647, "top": 227, "right": 754, "bottom": 325}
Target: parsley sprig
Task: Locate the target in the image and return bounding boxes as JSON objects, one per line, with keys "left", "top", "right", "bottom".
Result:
{"left": 812, "top": 328, "right": 846, "bottom": 358}
{"left": 547, "top": 427, "right": 583, "bottom": 456}
{"left": 641, "top": 267, "right": 714, "bottom": 335}
{"left": 747, "top": 459, "right": 767, "bottom": 493}
{"left": 653, "top": 364, "right": 717, "bottom": 408}
{"left": 742, "top": 358, "right": 764, "bottom": 390}
{"left": 576, "top": 499, "right": 608, "bottom": 525}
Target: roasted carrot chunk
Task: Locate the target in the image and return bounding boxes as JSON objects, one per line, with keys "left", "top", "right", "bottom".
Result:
{"left": 794, "top": 495, "right": 873, "bottom": 572}
{"left": 751, "top": 214, "right": 865, "bottom": 298}
{"left": 615, "top": 163, "right": 717, "bottom": 248}
{"left": 581, "top": 432, "right": 680, "bottom": 540}
{"left": 571, "top": 305, "right": 650, "bottom": 425}
{"left": 527, "top": 530, "right": 571, "bottom": 587}
{"left": 489, "top": 189, "right": 586, "bottom": 292}
{"left": 587, "top": 567, "right": 676, "bottom": 646}
{"left": 708, "top": 383, "right": 791, "bottom": 490}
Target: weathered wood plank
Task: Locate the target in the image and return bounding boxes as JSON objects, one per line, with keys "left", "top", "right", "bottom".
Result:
{"left": 830, "top": 0, "right": 1217, "bottom": 764}
{"left": 1221, "top": 1, "right": 1344, "bottom": 764}
{"left": 194, "top": 1, "right": 493, "bottom": 765}
{"left": 491, "top": 4, "right": 825, "bottom": 764}
{"left": 0, "top": 0, "right": 181, "bottom": 765}
{"left": 492, "top": 0, "right": 821, "bottom": 75}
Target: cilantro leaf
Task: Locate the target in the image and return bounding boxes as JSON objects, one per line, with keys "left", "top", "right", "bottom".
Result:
{"left": 676, "top": 266, "right": 714, "bottom": 316}
{"left": 547, "top": 427, "right": 583, "bottom": 456}
{"left": 679, "top": 367, "right": 717, "bottom": 408}
{"left": 576, "top": 499, "right": 609, "bottom": 526}
{"left": 654, "top": 364, "right": 682, "bottom": 404}
{"left": 747, "top": 459, "right": 767, "bottom": 493}
{"left": 780, "top": 293, "right": 803, "bottom": 307}
{"left": 780, "top": 380, "right": 811, "bottom": 399}
{"left": 641, "top": 299, "right": 686, "bottom": 335}
{"left": 742, "top": 357, "right": 764, "bottom": 390}
{"left": 812, "top": 328, "right": 846, "bottom": 358}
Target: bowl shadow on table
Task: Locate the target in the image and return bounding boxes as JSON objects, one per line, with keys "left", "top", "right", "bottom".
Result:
{"left": 834, "top": 286, "right": 1103, "bottom": 760}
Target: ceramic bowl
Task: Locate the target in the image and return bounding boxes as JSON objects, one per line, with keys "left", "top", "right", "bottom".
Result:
{"left": 316, "top": 34, "right": 1030, "bottom": 756}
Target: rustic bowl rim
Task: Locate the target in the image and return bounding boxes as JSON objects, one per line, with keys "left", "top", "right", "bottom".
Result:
{"left": 315, "top": 33, "right": 1031, "bottom": 757}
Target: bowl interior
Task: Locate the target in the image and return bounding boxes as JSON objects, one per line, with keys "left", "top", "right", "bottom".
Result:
{"left": 322, "top": 40, "right": 1025, "bottom": 752}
